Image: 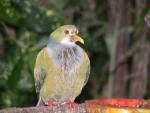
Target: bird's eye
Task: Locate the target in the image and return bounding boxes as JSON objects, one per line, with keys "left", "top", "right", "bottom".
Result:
{"left": 64, "top": 30, "right": 69, "bottom": 35}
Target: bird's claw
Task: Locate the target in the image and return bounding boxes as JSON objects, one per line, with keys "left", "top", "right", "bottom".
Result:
{"left": 63, "top": 101, "right": 79, "bottom": 109}
{"left": 47, "top": 100, "right": 58, "bottom": 107}
{"left": 47, "top": 100, "right": 79, "bottom": 111}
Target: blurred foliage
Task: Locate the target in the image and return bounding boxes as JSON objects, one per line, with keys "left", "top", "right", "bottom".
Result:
{"left": 0, "top": 0, "right": 64, "bottom": 108}
{"left": 0, "top": 0, "right": 149, "bottom": 109}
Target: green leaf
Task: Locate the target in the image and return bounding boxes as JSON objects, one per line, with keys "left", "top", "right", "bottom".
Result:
{"left": 27, "top": 51, "right": 38, "bottom": 71}
{"left": 51, "top": 0, "right": 68, "bottom": 10}
{"left": 7, "top": 57, "right": 23, "bottom": 89}
{"left": 0, "top": 0, "right": 21, "bottom": 26}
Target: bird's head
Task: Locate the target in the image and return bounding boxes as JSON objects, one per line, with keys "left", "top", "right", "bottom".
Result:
{"left": 50, "top": 25, "right": 84, "bottom": 46}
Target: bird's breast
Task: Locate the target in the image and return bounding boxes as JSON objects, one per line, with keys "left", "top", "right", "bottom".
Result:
{"left": 47, "top": 46, "right": 84, "bottom": 79}
{"left": 40, "top": 47, "right": 87, "bottom": 102}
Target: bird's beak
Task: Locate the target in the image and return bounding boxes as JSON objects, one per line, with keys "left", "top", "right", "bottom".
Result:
{"left": 73, "top": 35, "right": 84, "bottom": 44}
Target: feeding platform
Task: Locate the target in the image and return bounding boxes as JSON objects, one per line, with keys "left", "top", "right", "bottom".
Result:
{"left": 0, "top": 99, "right": 150, "bottom": 113}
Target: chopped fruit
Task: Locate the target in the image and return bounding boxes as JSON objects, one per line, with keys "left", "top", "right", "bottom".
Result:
{"left": 89, "top": 99, "right": 145, "bottom": 108}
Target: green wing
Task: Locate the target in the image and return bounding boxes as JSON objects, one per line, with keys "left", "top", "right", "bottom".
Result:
{"left": 34, "top": 48, "right": 47, "bottom": 93}
{"left": 83, "top": 52, "right": 90, "bottom": 86}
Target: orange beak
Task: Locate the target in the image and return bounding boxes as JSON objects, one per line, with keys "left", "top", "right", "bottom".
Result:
{"left": 73, "top": 35, "right": 84, "bottom": 44}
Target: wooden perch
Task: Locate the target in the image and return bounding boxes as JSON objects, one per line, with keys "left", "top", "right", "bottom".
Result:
{"left": 0, "top": 99, "right": 150, "bottom": 113}
{"left": 0, "top": 104, "right": 87, "bottom": 113}
{"left": 0, "top": 104, "right": 86, "bottom": 113}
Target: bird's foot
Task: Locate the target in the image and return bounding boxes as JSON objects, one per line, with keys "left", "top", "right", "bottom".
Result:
{"left": 47, "top": 100, "right": 59, "bottom": 107}
{"left": 63, "top": 101, "right": 79, "bottom": 109}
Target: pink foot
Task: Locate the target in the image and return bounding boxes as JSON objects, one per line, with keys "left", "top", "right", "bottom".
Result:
{"left": 63, "top": 101, "right": 79, "bottom": 109}
{"left": 47, "top": 100, "right": 58, "bottom": 107}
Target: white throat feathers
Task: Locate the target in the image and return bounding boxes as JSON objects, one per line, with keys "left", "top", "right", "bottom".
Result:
{"left": 47, "top": 38, "right": 84, "bottom": 81}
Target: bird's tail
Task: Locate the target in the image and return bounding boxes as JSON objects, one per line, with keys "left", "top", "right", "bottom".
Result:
{"left": 36, "top": 96, "right": 45, "bottom": 106}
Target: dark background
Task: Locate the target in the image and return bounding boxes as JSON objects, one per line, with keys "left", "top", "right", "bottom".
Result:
{"left": 0, "top": 0, "right": 150, "bottom": 109}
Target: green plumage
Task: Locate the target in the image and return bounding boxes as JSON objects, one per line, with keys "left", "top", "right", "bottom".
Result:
{"left": 34, "top": 25, "right": 90, "bottom": 106}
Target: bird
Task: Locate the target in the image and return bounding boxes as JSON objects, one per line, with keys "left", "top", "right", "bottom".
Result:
{"left": 34, "top": 25, "right": 90, "bottom": 107}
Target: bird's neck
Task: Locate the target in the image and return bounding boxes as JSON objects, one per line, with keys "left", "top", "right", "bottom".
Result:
{"left": 47, "top": 39, "right": 84, "bottom": 76}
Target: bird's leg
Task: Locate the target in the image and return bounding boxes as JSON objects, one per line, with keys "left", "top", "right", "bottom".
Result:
{"left": 63, "top": 101, "right": 79, "bottom": 109}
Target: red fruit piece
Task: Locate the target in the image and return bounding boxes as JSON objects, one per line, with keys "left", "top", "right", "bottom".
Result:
{"left": 89, "top": 98, "right": 145, "bottom": 108}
